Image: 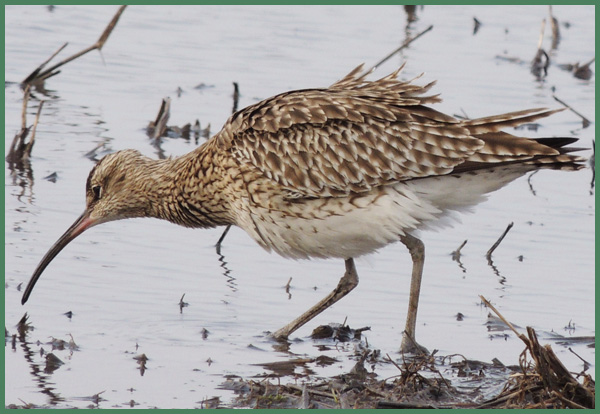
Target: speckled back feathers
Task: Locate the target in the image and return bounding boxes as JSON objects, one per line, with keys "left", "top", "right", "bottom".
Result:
{"left": 212, "top": 64, "right": 583, "bottom": 200}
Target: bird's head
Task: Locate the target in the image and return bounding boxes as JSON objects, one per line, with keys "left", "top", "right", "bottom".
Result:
{"left": 21, "top": 149, "right": 156, "bottom": 305}
{"left": 85, "top": 149, "right": 156, "bottom": 224}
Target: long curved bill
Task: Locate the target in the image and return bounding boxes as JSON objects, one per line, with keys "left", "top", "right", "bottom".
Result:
{"left": 21, "top": 211, "right": 95, "bottom": 305}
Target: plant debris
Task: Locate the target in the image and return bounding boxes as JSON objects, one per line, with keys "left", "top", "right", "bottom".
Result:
{"left": 218, "top": 308, "right": 594, "bottom": 409}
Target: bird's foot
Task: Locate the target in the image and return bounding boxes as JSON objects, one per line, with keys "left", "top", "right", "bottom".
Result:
{"left": 400, "top": 332, "right": 429, "bottom": 355}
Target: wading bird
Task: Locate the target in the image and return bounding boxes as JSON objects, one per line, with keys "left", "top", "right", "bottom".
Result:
{"left": 21, "top": 64, "right": 584, "bottom": 353}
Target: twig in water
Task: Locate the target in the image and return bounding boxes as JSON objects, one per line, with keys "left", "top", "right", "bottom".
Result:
{"left": 473, "top": 17, "right": 482, "bottom": 35}
{"left": 21, "top": 42, "right": 69, "bottom": 85}
{"left": 20, "top": 84, "right": 30, "bottom": 127}
{"left": 553, "top": 95, "right": 591, "bottom": 128}
{"left": 384, "top": 353, "right": 404, "bottom": 372}
{"left": 568, "top": 347, "right": 591, "bottom": 371}
{"left": 179, "top": 293, "right": 189, "bottom": 313}
{"left": 531, "top": 19, "right": 549, "bottom": 79}
{"left": 486, "top": 222, "right": 513, "bottom": 263}
{"left": 527, "top": 170, "right": 539, "bottom": 196}
{"left": 403, "top": 5, "right": 418, "bottom": 23}
{"left": 573, "top": 57, "right": 594, "bottom": 80}
{"left": 479, "top": 295, "right": 595, "bottom": 409}
{"left": 147, "top": 98, "right": 171, "bottom": 140}
{"left": 22, "top": 5, "right": 127, "bottom": 87}
{"left": 26, "top": 100, "right": 45, "bottom": 156}
{"left": 6, "top": 86, "right": 45, "bottom": 165}
{"left": 479, "top": 296, "right": 525, "bottom": 341}
{"left": 548, "top": 5, "right": 560, "bottom": 49}
{"left": 365, "top": 25, "right": 433, "bottom": 73}
{"left": 590, "top": 140, "right": 595, "bottom": 194}
{"left": 451, "top": 239, "right": 467, "bottom": 261}
{"left": 232, "top": 82, "right": 240, "bottom": 113}
{"left": 7, "top": 85, "right": 32, "bottom": 164}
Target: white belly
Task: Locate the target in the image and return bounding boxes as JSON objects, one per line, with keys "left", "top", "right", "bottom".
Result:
{"left": 238, "top": 166, "right": 533, "bottom": 259}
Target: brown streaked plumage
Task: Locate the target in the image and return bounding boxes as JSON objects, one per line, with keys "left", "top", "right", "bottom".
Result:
{"left": 21, "top": 64, "right": 585, "bottom": 353}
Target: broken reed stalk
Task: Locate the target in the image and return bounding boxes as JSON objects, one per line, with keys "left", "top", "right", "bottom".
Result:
{"left": 573, "top": 57, "right": 595, "bottom": 80}
{"left": 579, "top": 57, "right": 595, "bottom": 70}
{"left": 479, "top": 295, "right": 595, "bottom": 409}
{"left": 548, "top": 5, "right": 560, "bottom": 48}
{"left": 472, "top": 17, "right": 482, "bottom": 35}
{"left": 22, "top": 5, "right": 127, "bottom": 87}
{"left": 12, "top": 6, "right": 126, "bottom": 164}
{"left": 6, "top": 85, "right": 45, "bottom": 164}
{"left": 151, "top": 98, "right": 171, "bottom": 140}
{"left": 384, "top": 353, "right": 404, "bottom": 373}
{"left": 25, "top": 100, "right": 45, "bottom": 156}
{"left": 179, "top": 293, "right": 188, "bottom": 313}
{"left": 365, "top": 25, "right": 433, "bottom": 73}
{"left": 479, "top": 295, "right": 527, "bottom": 342}
{"left": 568, "top": 347, "right": 591, "bottom": 369}
{"left": 451, "top": 239, "right": 467, "bottom": 261}
{"left": 527, "top": 326, "right": 595, "bottom": 408}
{"left": 21, "top": 84, "right": 31, "bottom": 129}
{"left": 232, "top": 82, "right": 240, "bottom": 113}
{"left": 527, "top": 170, "right": 539, "bottom": 196}
{"left": 531, "top": 19, "right": 549, "bottom": 78}
{"left": 536, "top": 19, "right": 546, "bottom": 50}
{"left": 7, "top": 85, "right": 32, "bottom": 159}
{"left": 477, "top": 385, "right": 543, "bottom": 409}
{"left": 552, "top": 95, "right": 591, "bottom": 128}
{"left": 486, "top": 222, "right": 513, "bottom": 261}
{"left": 590, "top": 140, "right": 595, "bottom": 193}
{"left": 21, "top": 42, "right": 68, "bottom": 85}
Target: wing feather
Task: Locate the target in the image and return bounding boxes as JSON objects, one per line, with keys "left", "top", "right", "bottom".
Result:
{"left": 212, "top": 66, "right": 575, "bottom": 199}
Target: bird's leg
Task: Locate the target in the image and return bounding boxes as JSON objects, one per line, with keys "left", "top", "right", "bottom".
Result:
{"left": 399, "top": 233, "right": 429, "bottom": 354}
{"left": 215, "top": 224, "right": 231, "bottom": 254}
{"left": 272, "top": 258, "right": 358, "bottom": 340}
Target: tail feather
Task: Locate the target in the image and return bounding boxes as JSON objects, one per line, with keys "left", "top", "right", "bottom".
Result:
{"left": 452, "top": 136, "right": 587, "bottom": 174}
{"left": 531, "top": 137, "right": 588, "bottom": 154}
{"left": 463, "top": 108, "right": 563, "bottom": 134}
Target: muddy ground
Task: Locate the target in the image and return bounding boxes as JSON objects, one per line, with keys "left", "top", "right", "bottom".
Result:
{"left": 7, "top": 316, "right": 594, "bottom": 409}
{"left": 221, "top": 323, "right": 594, "bottom": 409}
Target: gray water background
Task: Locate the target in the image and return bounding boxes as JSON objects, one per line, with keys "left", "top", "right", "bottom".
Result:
{"left": 5, "top": 5, "right": 595, "bottom": 408}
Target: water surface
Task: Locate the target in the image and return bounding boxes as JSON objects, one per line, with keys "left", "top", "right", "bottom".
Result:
{"left": 5, "top": 5, "right": 595, "bottom": 408}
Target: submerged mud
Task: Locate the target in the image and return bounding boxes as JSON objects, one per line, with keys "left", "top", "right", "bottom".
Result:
{"left": 6, "top": 317, "right": 594, "bottom": 409}
{"left": 221, "top": 323, "right": 594, "bottom": 409}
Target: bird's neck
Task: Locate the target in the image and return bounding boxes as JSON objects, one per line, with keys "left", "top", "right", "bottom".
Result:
{"left": 145, "top": 143, "right": 237, "bottom": 229}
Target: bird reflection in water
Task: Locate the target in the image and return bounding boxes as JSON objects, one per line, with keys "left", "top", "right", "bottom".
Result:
{"left": 10, "top": 314, "right": 65, "bottom": 407}
{"left": 214, "top": 228, "right": 237, "bottom": 293}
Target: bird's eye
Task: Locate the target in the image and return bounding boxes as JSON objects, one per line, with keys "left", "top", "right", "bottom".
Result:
{"left": 92, "top": 185, "right": 102, "bottom": 200}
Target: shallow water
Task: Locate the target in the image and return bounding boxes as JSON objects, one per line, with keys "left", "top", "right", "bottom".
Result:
{"left": 5, "top": 5, "right": 595, "bottom": 408}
